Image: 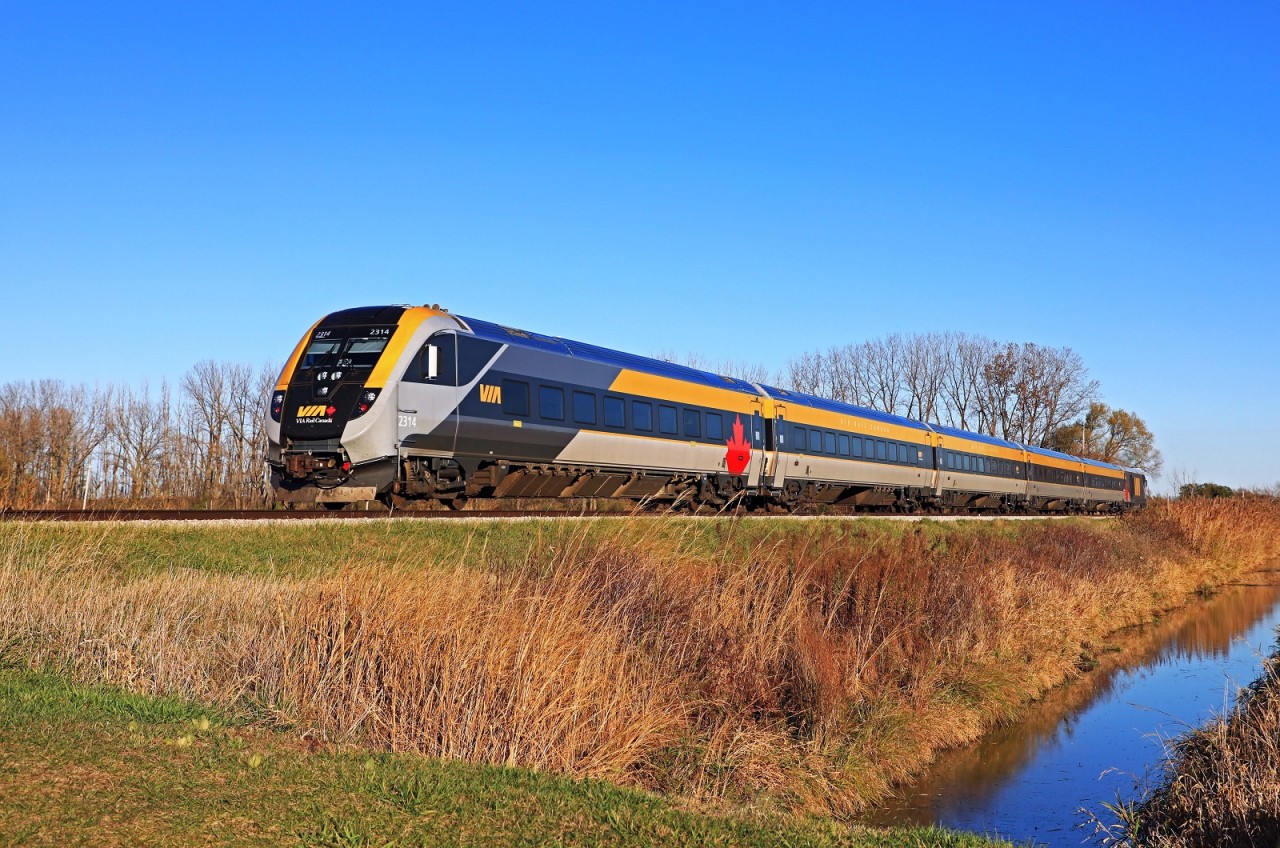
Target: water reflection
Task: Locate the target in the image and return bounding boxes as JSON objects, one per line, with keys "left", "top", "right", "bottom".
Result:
{"left": 869, "top": 568, "right": 1280, "bottom": 847}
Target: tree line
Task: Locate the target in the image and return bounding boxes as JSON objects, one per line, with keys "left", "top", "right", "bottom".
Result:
{"left": 0, "top": 362, "right": 277, "bottom": 509}
{"left": 784, "top": 332, "right": 1161, "bottom": 473}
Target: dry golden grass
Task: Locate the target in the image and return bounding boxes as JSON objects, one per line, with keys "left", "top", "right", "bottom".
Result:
{"left": 2, "top": 497, "right": 1278, "bottom": 817}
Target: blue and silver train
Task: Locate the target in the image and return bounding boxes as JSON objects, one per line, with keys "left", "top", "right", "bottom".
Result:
{"left": 265, "top": 305, "right": 1148, "bottom": 512}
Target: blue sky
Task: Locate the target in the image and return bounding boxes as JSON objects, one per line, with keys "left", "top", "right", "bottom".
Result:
{"left": 2, "top": 3, "right": 1277, "bottom": 490}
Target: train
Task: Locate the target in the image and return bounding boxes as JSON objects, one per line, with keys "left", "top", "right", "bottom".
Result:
{"left": 264, "top": 304, "right": 1148, "bottom": 512}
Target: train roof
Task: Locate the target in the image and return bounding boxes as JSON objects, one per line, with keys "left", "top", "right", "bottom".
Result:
{"left": 759, "top": 385, "right": 933, "bottom": 433}
{"left": 458, "top": 315, "right": 763, "bottom": 395}
{"left": 1023, "top": 443, "right": 1124, "bottom": 472}
{"left": 929, "top": 424, "right": 1025, "bottom": 451}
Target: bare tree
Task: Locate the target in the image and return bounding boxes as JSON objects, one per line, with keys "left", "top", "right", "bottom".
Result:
{"left": 104, "top": 382, "right": 172, "bottom": 502}
{"left": 783, "top": 333, "right": 1103, "bottom": 448}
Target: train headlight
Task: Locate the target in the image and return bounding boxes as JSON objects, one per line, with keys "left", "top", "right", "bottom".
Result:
{"left": 352, "top": 388, "right": 380, "bottom": 418}
{"left": 270, "top": 391, "right": 285, "bottom": 422}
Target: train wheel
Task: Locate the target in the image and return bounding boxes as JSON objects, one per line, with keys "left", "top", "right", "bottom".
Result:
{"left": 444, "top": 495, "right": 468, "bottom": 511}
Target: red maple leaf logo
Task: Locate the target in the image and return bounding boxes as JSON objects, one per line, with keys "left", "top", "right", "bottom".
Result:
{"left": 325, "top": 406, "right": 336, "bottom": 416}
{"left": 725, "top": 414, "right": 751, "bottom": 475}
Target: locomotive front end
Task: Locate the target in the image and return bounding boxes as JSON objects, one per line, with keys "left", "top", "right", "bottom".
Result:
{"left": 264, "top": 304, "right": 453, "bottom": 508}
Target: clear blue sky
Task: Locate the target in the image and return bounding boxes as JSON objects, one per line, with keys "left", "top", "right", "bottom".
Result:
{"left": 3, "top": 3, "right": 1277, "bottom": 491}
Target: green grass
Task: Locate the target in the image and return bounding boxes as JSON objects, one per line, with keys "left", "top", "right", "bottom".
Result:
{"left": 0, "top": 665, "right": 1008, "bottom": 847}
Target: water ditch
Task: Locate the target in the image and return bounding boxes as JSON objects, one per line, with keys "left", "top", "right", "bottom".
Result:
{"left": 867, "top": 565, "right": 1280, "bottom": 847}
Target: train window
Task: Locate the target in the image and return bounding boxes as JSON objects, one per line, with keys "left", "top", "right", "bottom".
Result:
{"left": 876, "top": 440, "right": 887, "bottom": 461}
{"left": 706, "top": 412, "right": 723, "bottom": 441}
{"left": 539, "top": 386, "right": 565, "bottom": 420}
{"left": 851, "top": 437, "right": 863, "bottom": 457}
{"left": 573, "top": 391, "right": 596, "bottom": 425}
{"left": 632, "top": 400, "right": 653, "bottom": 431}
{"left": 824, "top": 432, "right": 836, "bottom": 454}
{"left": 501, "top": 380, "right": 530, "bottom": 417}
{"left": 659, "top": 405, "right": 678, "bottom": 435}
{"left": 604, "top": 396, "right": 625, "bottom": 428}
{"left": 683, "top": 408, "right": 701, "bottom": 438}
{"left": 302, "top": 340, "right": 342, "bottom": 370}
{"left": 838, "top": 434, "right": 850, "bottom": 456}
{"left": 420, "top": 334, "right": 456, "bottom": 384}
{"left": 794, "top": 427, "right": 807, "bottom": 451}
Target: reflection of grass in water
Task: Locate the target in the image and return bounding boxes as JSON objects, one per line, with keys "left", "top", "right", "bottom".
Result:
{"left": 875, "top": 576, "right": 1280, "bottom": 825}
{"left": 0, "top": 497, "right": 1277, "bottom": 823}
{"left": 1097, "top": 651, "right": 1280, "bottom": 847}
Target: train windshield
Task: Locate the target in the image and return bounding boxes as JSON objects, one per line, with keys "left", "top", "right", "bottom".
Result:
{"left": 299, "top": 327, "right": 394, "bottom": 372}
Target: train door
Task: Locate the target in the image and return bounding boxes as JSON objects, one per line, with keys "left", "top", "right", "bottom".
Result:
{"left": 396, "top": 331, "right": 459, "bottom": 454}
{"left": 768, "top": 404, "right": 788, "bottom": 488}
{"left": 746, "top": 401, "right": 766, "bottom": 487}
{"left": 932, "top": 434, "right": 945, "bottom": 495}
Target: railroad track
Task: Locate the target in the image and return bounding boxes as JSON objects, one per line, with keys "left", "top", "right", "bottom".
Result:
{"left": 0, "top": 508, "right": 581, "bottom": 522}
{"left": 0, "top": 507, "right": 1110, "bottom": 522}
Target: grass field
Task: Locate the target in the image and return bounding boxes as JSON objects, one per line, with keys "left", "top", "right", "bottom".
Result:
{"left": 2, "top": 498, "right": 1278, "bottom": 842}
{"left": 0, "top": 664, "right": 1007, "bottom": 847}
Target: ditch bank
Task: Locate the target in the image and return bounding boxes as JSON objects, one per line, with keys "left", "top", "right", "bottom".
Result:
{"left": 1, "top": 498, "right": 1278, "bottom": 819}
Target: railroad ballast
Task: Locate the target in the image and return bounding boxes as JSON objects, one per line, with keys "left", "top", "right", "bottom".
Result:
{"left": 264, "top": 305, "right": 1148, "bottom": 512}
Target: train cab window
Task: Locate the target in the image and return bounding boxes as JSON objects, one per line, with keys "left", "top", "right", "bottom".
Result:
{"left": 824, "top": 432, "right": 837, "bottom": 454}
{"left": 811, "top": 431, "right": 822, "bottom": 454}
{"left": 632, "top": 401, "right": 653, "bottom": 431}
{"left": 501, "top": 380, "right": 530, "bottom": 417}
{"left": 838, "top": 434, "right": 850, "bottom": 456}
{"left": 794, "top": 427, "right": 807, "bottom": 451}
{"left": 682, "top": 408, "right": 701, "bottom": 438}
{"left": 705, "top": 412, "right": 723, "bottom": 441}
{"left": 876, "top": 440, "right": 887, "bottom": 461}
{"left": 539, "top": 386, "right": 565, "bottom": 420}
{"left": 851, "top": 437, "right": 863, "bottom": 458}
{"left": 977, "top": 457, "right": 985, "bottom": 473}
{"left": 659, "top": 405, "right": 678, "bottom": 435}
{"left": 420, "top": 334, "right": 456, "bottom": 384}
{"left": 604, "top": 396, "right": 625, "bottom": 428}
{"left": 962, "top": 455, "right": 971, "bottom": 471}
{"left": 573, "top": 391, "right": 596, "bottom": 425}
